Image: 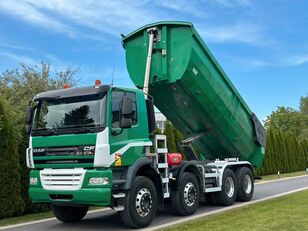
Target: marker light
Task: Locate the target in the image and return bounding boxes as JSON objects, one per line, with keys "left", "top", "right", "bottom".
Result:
{"left": 95, "top": 79, "right": 101, "bottom": 86}
{"left": 63, "top": 83, "right": 70, "bottom": 89}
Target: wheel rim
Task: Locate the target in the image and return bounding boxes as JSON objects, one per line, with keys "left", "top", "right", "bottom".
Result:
{"left": 184, "top": 182, "right": 197, "bottom": 207}
{"left": 225, "top": 177, "right": 235, "bottom": 198}
{"left": 135, "top": 188, "right": 152, "bottom": 217}
{"left": 243, "top": 175, "right": 252, "bottom": 194}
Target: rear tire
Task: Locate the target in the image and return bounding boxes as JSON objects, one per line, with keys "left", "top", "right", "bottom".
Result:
{"left": 215, "top": 168, "right": 237, "bottom": 206}
{"left": 52, "top": 205, "right": 88, "bottom": 223}
{"left": 172, "top": 172, "right": 200, "bottom": 216}
{"left": 235, "top": 167, "right": 254, "bottom": 202}
{"left": 119, "top": 176, "right": 158, "bottom": 228}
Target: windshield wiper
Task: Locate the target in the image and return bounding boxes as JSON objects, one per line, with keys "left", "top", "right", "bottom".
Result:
{"left": 61, "top": 125, "right": 98, "bottom": 133}
{"left": 32, "top": 128, "right": 58, "bottom": 135}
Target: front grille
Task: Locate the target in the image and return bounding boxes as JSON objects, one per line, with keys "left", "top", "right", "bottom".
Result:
{"left": 35, "top": 159, "right": 93, "bottom": 165}
{"left": 33, "top": 146, "right": 95, "bottom": 157}
{"left": 40, "top": 168, "right": 86, "bottom": 191}
{"left": 33, "top": 145, "right": 95, "bottom": 167}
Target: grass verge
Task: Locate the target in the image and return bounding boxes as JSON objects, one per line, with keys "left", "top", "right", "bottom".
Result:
{"left": 256, "top": 170, "right": 307, "bottom": 183}
{"left": 0, "top": 211, "right": 53, "bottom": 227}
{"left": 163, "top": 189, "right": 308, "bottom": 231}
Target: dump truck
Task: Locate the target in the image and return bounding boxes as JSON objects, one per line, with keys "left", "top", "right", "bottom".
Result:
{"left": 25, "top": 21, "right": 265, "bottom": 228}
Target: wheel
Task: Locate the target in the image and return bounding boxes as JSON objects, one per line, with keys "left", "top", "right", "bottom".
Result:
{"left": 235, "top": 167, "right": 254, "bottom": 202}
{"left": 52, "top": 205, "right": 88, "bottom": 223}
{"left": 215, "top": 168, "right": 237, "bottom": 206}
{"left": 119, "top": 176, "right": 158, "bottom": 228}
{"left": 172, "top": 172, "right": 200, "bottom": 216}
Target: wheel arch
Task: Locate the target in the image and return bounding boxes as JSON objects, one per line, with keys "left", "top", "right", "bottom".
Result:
{"left": 174, "top": 161, "right": 203, "bottom": 192}
{"left": 220, "top": 162, "right": 254, "bottom": 186}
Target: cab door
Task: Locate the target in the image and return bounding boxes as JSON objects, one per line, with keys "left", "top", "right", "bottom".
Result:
{"left": 109, "top": 89, "right": 149, "bottom": 166}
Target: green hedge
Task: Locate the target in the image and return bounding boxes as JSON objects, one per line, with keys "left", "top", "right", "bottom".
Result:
{"left": 256, "top": 130, "right": 308, "bottom": 176}
{"left": 0, "top": 97, "right": 24, "bottom": 218}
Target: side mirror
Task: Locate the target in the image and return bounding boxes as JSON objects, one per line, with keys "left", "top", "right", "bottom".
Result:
{"left": 25, "top": 106, "right": 33, "bottom": 136}
{"left": 120, "top": 96, "right": 133, "bottom": 129}
{"left": 26, "top": 106, "right": 33, "bottom": 124}
{"left": 25, "top": 124, "right": 31, "bottom": 136}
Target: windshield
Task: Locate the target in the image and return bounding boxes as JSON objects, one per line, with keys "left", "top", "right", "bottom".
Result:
{"left": 32, "top": 95, "right": 106, "bottom": 132}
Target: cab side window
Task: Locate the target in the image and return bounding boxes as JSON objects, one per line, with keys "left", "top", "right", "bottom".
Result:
{"left": 111, "top": 91, "right": 138, "bottom": 128}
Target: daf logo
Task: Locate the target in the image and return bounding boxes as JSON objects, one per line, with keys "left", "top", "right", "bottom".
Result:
{"left": 83, "top": 146, "right": 95, "bottom": 151}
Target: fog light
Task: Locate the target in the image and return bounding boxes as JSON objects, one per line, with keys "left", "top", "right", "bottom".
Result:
{"left": 29, "top": 177, "right": 38, "bottom": 185}
{"left": 89, "top": 177, "right": 109, "bottom": 185}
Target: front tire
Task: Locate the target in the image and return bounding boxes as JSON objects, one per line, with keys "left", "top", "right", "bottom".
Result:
{"left": 235, "top": 167, "right": 254, "bottom": 202}
{"left": 52, "top": 205, "right": 88, "bottom": 223}
{"left": 119, "top": 176, "right": 158, "bottom": 228}
{"left": 172, "top": 172, "right": 200, "bottom": 216}
{"left": 215, "top": 168, "right": 237, "bottom": 206}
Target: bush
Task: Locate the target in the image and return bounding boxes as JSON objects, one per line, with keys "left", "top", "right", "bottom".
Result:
{"left": 0, "top": 97, "right": 25, "bottom": 218}
{"left": 256, "top": 130, "right": 307, "bottom": 176}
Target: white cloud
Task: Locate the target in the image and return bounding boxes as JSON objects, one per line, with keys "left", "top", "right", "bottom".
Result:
{"left": 197, "top": 22, "right": 264, "bottom": 44}
{"left": 0, "top": 0, "right": 161, "bottom": 38}
{"left": 284, "top": 55, "right": 308, "bottom": 66}
{"left": 155, "top": 0, "right": 207, "bottom": 18}
{"left": 0, "top": 43, "right": 33, "bottom": 51}
{"left": 0, "top": 0, "right": 76, "bottom": 37}
{"left": 0, "top": 52, "right": 37, "bottom": 66}
{"left": 209, "top": 0, "right": 251, "bottom": 7}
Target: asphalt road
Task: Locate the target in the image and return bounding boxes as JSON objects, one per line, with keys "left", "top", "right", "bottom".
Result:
{"left": 2, "top": 175, "right": 308, "bottom": 231}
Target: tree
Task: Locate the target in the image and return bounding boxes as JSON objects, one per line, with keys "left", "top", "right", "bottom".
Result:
{"left": 0, "top": 97, "right": 24, "bottom": 218}
{"left": 265, "top": 106, "right": 307, "bottom": 138}
{"left": 173, "top": 127, "right": 184, "bottom": 152}
{"left": 0, "top": 62, "right": 78, "bottom": 214}
{"left": 300, "top": 95, "right": 308, "bottom": 115}
{"left": 164, "top": 120, "right": 176, "bottom": 153}
{"left": 0, "top": 62, "right": 78, "bottom": 126}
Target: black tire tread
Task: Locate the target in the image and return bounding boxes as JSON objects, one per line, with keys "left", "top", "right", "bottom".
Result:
{"left": 171, "top": 172, "right": 200, "bottom": 216}
{"left": 52, "top": 205, "right": 88, "bottom": 223}
{"left": 215, "top": 168, "right": 237, "bottom": 206}
{"left": 119, "top": 176, "right": 157, "bottom": 228}
{"left": 235, "top": 167, "right": 254, "bottom": 202}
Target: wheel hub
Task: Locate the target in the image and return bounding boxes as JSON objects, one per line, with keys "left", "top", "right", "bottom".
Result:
{"left": 225, "top": 177, "right": 235, "bottom": 198}
{"left": 135, "top": 188, "right": 152, "bottom": 217}
{"left": 184, "top": 182, "right": 197, "bottom": 207}
{"left": 243, "top": 175, "right": 252, "bottom": 194}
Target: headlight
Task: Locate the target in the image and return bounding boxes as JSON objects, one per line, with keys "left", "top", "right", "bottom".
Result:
{"left": 29, "top": 177, "right": 38, "bottom": 185}
{"left": 89, "top": 177, "right": 109, "bottom": 185}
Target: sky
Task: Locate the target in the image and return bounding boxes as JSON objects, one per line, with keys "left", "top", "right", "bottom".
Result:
{"left": 0, "top": 0, "right": 307, "bottom": 121}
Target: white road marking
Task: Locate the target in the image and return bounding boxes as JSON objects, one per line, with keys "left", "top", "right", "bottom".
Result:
{"left": 142, "top": 186, "right": 308, "bottom": 231}
{"left": 255, "top": 174, "right": 308, "bottom": 185}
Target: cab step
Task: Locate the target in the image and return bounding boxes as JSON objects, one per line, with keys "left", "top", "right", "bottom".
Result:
{"left": 112, "top": 193, "right": 125, "bottom": 198}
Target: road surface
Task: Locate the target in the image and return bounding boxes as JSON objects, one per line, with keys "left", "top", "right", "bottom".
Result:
{"left": 2, "top": 175, "right": 308, "bottom": 231}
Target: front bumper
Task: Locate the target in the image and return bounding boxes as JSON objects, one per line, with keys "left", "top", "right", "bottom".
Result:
{"left": 29, "top": 169, "right": 112, "bottom": 206}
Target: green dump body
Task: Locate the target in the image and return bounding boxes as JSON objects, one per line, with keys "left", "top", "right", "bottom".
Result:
{"left": 122, "top": 21, "right": 265, "bottom": 167}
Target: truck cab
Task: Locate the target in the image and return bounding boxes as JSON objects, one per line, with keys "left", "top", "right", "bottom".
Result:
{"left": 26, "top": 82, "right": 158, "bottom": 225}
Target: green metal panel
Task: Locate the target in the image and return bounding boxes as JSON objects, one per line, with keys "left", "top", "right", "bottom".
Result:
{"left": 122, "top": 21, "right": 265, "bottom": 167}
{"left": 108, "top": 87, "right": 152, "bottom": 166}
{"left": 32, "top": 133, "right": 96, "bottom": 147}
